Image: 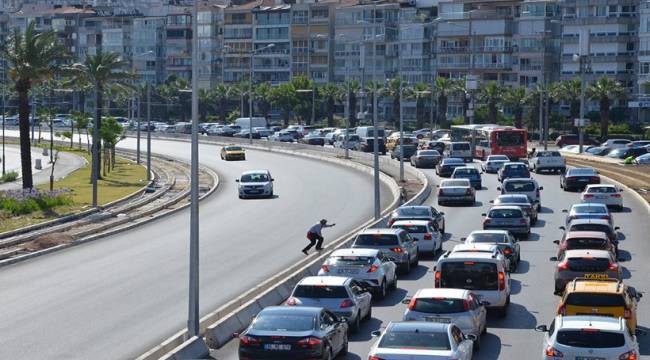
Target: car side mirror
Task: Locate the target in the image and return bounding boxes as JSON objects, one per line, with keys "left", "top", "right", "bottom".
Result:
{"left": 460, "top": 237, "right": 466, "bottom": 242}
{"left": 615, "top": 226, "right": 620, "bottom": 231}
{"left": 401, "top": 298, "right": 411, "bottom": 305}
{"left": 489, "top": 200, "right": 494, "bottom": 204}
{"left": 480, "top": 300, "right": 490, "bottom": 306}
{"left": 235, "top": 179, "right": 240, "bottom": 182}
{"left": 549, "top": 256, "right": 558, "bottom": 261}
{"left": 481, "top": 213, "right": 487, "bottom": 217}
{"left": 271, "top": 179, "right": 275, "bottom": 181}
{"left": 539, "top": 186, "right": 544, "bottom": 190}
{"left": 371, "top": 330, "right": 381, "bottom": 337}
{"left": 618, "top": 257, "right": 627, "bottom": 262}
{"left": 559, "top": 226, "right": 566, "bottom": 231}
{"left": 436, "top": 185, "right": 440, "bottom": 187}
{"left": 535, "top": 325, "right": 548, "bottom": 333}
{"left": 439, "top": 212, "right": 445, "bottom": 215}
{"left": 553, "top": 240, "right": 560, "bottom": 245}
{"left": 497, "top": 187, "right": 501, "bottom": 191}
{"left": 561, "top": 209, "right": 568, "bottom": 213}
{"left": 466, "top": 334, "right": 478, "bottom": 342}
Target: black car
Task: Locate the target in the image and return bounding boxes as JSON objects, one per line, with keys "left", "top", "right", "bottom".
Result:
{"left": 585, "top": 146, "right": 612, "bottom": 156}
{"left": 435, "top": 158, "right": 465, "bottom": 177}
{"left": 299, "top": 134, "right": 326, "bottom": 146}
{"left": 491, "top": 194, "right": 538, "bottom": 225}
{"left": 390, "top": 144, "right": 418, "bottom": 160}
{"left": 606, "top": 147, "right": 648, "bottom": 160}
{"left": 238, "top": 306, "right": 349, "bottom": 360}
{"left": 560, "top": 167, "right": 600, "bottom": 191}
{"left": 235, "top": 130, "right": 261, "bottom": 139}
{"left": 497, "top": 162, "right": 531, "bottom": 182}
{"left": 387, "top": 205, "right": 445, "bottom": 233}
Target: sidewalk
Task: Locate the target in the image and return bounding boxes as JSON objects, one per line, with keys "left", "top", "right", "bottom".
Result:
{"left": 0, "top": 145, "right": 86, "bottom": 191}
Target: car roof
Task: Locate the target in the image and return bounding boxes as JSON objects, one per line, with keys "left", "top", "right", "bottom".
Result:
{"left": 585, "top": 184, "right": 616, "bottom": 189}
{"left": 453, "top": 166, "right": 478, "bottom": 171}
{"left": 567, "top": 279, "right": 625, "bottom": 294}
{"left": 564, "top": 249, "right": 612, "bottom": 258}
{"left": 489, "top": 205, "right": 524, "bottom": 211}
{"left": 503, "top": 162, "right": 526, "bottom": 166}
{"left": 392, "top": 220, "right": 431, "bottom": 226}
{"left": 330, "top": 248, "right": 379, "bottom": 257}
{"left": 358, "top": 228, "right": 404, "bottom": 236}
{"left": 557, "top": 315, "right": 624, "bottom": 332}
{"left": 444, "top": 251, "right": 500, "bottom": 261}
{"left": 386, "top": 321, "right": 449, "bottom": 333}
{"left": 571, "top": 203, "right": 608, "bottom": 210}
{"left": 502, "top": 177, "right": 535, "bottom": 183}
{"left": 414, "top": 288, "right": 470, "bottom": 299}
{"left": 443, "top": 158, "right": 464, "bottom": 162}
{"left": 441, "top": 178, "right": 470, "bottom": 185}
{"left": 468, "top": 230, "right": 510, "bottom": 236}
{"left": 496, "top": 194, "right": 530, "bottom": 201}
{"left": 260, "top": 306, "right": 322, "bottom": 316}
{"left": 398, "top": 206, "right": 430, "bottom": 211}
{"left": 241, "top": 170, "right": 269, "bottom": 175}
{"left": 298, "top": 276, "right": 350, "bottom": 286}
{"left": 565, "top": 231, "right": 609, "bottom": 240}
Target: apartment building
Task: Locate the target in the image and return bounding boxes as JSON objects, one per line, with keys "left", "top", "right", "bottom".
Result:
{"left": 290, "top": 0, "right": 336, "bottom": 84}
{"left": 637, "top": 0, "right": 650, "bottom": 121}
{"left": 197, "top": 4, "right": 225, "bottom": 89}
{"left": 166, "top": 7, "right": 193, "bottom": 81}
{"left": 252, "top": 1, "right": 291, "bottom": 85}
{"left": 222, "top": 0, "right": 256, "bottom": 83}
{"left": 132, "top": 16, "right": 166, "bottom": 85}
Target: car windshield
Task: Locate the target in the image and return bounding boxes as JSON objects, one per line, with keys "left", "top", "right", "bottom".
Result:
{"left": 504, "top": 181, "right": 535, "bottom": 192}
{"left": 496, "top": 132, "right": 524, "bottom": 146}
{"left": 355, "top": 234, "right": 399, "bottom": 246}
{"left": 441, "top": 262, "right": 498, "bottom": 290}
{"left": 556, "top": 330, "right": 625, "bottom": 348}
{"left": 565, "top": 293, "right": 625, "bottom": 307}
{"left": 443, "top": 180, "right": 469, "bottom": 187}
{"left": 241, "top": 173, "right": 269, "bottom": 182}
{"left": 444, "top": 159, "right": 464, "bottom": 165}
{"left": 468, "top": 233, "right": 507, "bottom": 243}
{"left": 587, "top": 186, "right": 617, "bottom": 194}
{"left": 378, "top": 331, "right": 451, "bottom": 351}
{"left": 226, "top": 147, "right": 243, "bottom": 151}
{"left": 505, "top": 164, "right": 527, "bottom": 171}
{"left": 566, "top": 238, "right": 608, "bottom": 249}
{"left": 330, "top": 256, "right": 374, "bottom": 266}
{"left": 293, "top": 285, "right": 349, "bottom": 298}
{"left": 452, "top": 143, "right": 470, "bottom": 150}
{"left": 392, "top": 225, "right": 428, "bottom": 233}
{"left": 488, "top": 209, "right": 522, "bottom": 218}
{"left": 397, "top": 207, "right": 431, "bottom": 217}
{"left": 419, "top": 151, "right": 440, "bottom": 156}
{"left": 454, "top": 169, "right": 477, "bottom": 175}
{"left": 568, "top": 168, "right": 597, "bottom": 176}
{"left": 572, "top": 205, "right": 607, "bottom": 214}
{"left": 252, "top": 314, "right": 316, "bottom": 331}
{"left": 411, "top": 298, "right": 467, "bottom": 314}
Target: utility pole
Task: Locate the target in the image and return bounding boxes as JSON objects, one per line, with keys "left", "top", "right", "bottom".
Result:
{"left": 147, "top": 83, "right": 152, "bottom": 181}
{"left": 372, "top": 3, "right": 380, "bottom": 220}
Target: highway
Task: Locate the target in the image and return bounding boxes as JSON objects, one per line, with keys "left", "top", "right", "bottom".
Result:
{"left": 0, "top": 136, "right": 393, "bottom": 360}
{"left": 212, "top": 157, "right": 650, "bottom": 359}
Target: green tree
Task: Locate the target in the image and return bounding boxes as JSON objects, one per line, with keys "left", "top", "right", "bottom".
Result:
{"left": 0, "top": 21, "right": 68, "bottom": 189}
{"left": 364, "top": 80, "right": 382, "bottom": 124}
{"left": 270, "top": 83, "right": 296, "bottom": 127}
{"left": 381, "top": 78, "right": 404, "bottom": 126}
{"left": 434, "top": 77, "right": 455, "bottom": 127}
{"left": 586, "top": 76, "right": 627, "bottom": 139}
{"left": 211, "top": 83, "right": 237, "bottom": 123}
{"left": 254, "top": 82, "right": 273, "bottom": 119}
{"left": 71, "top": 111, "right": 90, "bottom": 151}
{"left": 450, "top": 79, "right": 470, "bottom": 125}
{"left": 549, "top": 79, "right": 581, "bottom": 128}
{"left": 502, "top": 86, "right": 527, "bottom": 129}
{"left": 344, "top": 80, "right": 360, "bottom": 127}
{"left": 234, "top": 80, "right": 251, "bottom": 118}
{"left": 408, "top": 83, "right": 431, "bottom": 130}
{"left": 198, "top": 88, "right": 214, "bottom": 121}
{"left": 99, "top": 117, "right": 124, "bottom": 174}
{"left": 318, "top": 83, "right": 340, "bottom": 127}
{"left": 291, "top": 76, "right": 314, "bottom": 124}
{"left": 478, "top": 81, "right": 504, "bottom": 124}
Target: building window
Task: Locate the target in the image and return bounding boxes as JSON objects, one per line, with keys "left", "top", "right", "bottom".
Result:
{"left": 311, "top": 9, "right": 329, "bottom": 19}
{"left": 293, "top": 10, "right": 308, "bottom": 24}
{"left": 594, "top": 6, "right": 606, "bottom": 17}
{"left": 640, "top": 63, "right": 649, "bottom": 74}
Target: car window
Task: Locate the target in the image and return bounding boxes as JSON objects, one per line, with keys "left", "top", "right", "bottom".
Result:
{"left": 565, "top": 238, "right": 607, "bottom": 249}
{"left": 392, "top": 224, "right": 429, "bottom": 233}
{"left": 419, "top": 150, "right": 440, "bottom": 156}
{"left": 568, "top": 168, "right": 597, "bottom": 176}
{"left": 488, "top": 209, "right": 523, "bottom": 218}
{"left": 587, "top": 186, "right": 616, "bottom": 194}
{"left": 556, "top": 330, "right": 625, "bottom": 348}
{"left": 443, "top": 180, "right": 470, "bottom": 187}
{"left": 378, "top": 329, "right": 451, "bottom": 350}
{"left": 410, "top": 298, "right": 467, "bottom": 314}
{"left": 440, "top": 262, "right": 498, "bottom": 290}
{"left": 504, "top": 181, "right": 535, "bottom": 192}
{"left": 240, "top": 173, "right": 270, "bottom": 182}
{"left": 570, "top": 224, "right": 611, "bottom": 234}
{"left": 565, "top": 293, "right": 625, "bottom": 307}
{"left": 549, "top": 319, "right": 555, "bottom": 335}
{"left": 320, "top": 312, "right": 335, "bottom": 328}
{"left": 452, "top": 143, "right": 470, "bottom": 150}
{"left": 330, "top": 256, "right": 375, "bottom": 266}
{"left": 355, "top": 234, "right": 399, "bottom": 246}
{"left": 397, "top": 207, "right": 432, "bottom": 217}
{"left": 293, "top": 285, "right": 349, "bottom": 298}
{"left": 572, "top": 205, "right": 607, "bottom": 214}
{"left": 467, "top": 232, "right": 507, "bottom": 243}
{"left": 252, "top": 314, "right": 316, "bottom": 331}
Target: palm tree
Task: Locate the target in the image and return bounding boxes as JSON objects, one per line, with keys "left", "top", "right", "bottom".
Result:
{"left": 434, "top": 77, "right": 455, "bottom": 127}
{"left": 234, "top": 80, "right": 251, "bottom": 118}
{"left": 502, "top": 86, "right": 528, "bottom": 128}
{"left": 450, "top": 79, "right": 470, "bottom": 124}
{"left": 198, "top": 88, "right": 214, "bottom": 121}
{"left": 364, "top": 80, "right": 383, "bottom": 124}
{"left": 270, "top": 83, "right": 296, "bottom": 127}
{"left": 0, "top": 21, "right": 67, "bottom": 189}
{"left": 381, "top": 78, "right": 404, "bottom": 126}
{"left": 318, "top": 83, "right": 340, "bottom": 127}
{"left": 409, "top": 83, "right": 431, "bottom": 130}
{"left": 71, "top": 111, "right": 90, "bottom": 151}
{"left": 549, "top": 79, "right": 581, "bottom": 130}
{"left": 344, "top": 80, "right": 360, "bottom": 127}
{"left": 254, "top": 82, "right": 273, "bottom": 119}
{"left": 478, "top": 81, "right": 504, "bottom": 124}
{"left": 586, "top": 76, "right": 627, "bottom": 139}
{"left": 212, "top": 83, "right": 237, "bottom": 123}
{"left": 290, "top": 76, "right": 314, "bottom": 124}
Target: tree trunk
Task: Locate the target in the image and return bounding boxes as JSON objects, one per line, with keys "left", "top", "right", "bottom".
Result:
{"left": 349, "top": 93, "right": 357, "bottom": 128}
{"left": 462, "top": 96, "right": 470, "bottom": 124}
{"left": 78, "top": 128, "right": 83, "bottom": 150}
{"left": 94, "top": 87, "right": 103, "bottom": 181}
{"left": 600, "top": 97, "right": 610, "bottom": 140}
{"left": 327, "top": 98, "right": 335, "bottom": 127}
{"left": 16, "top": 80, "right": 33, "bottom": 189}
{"left": 415, "top": 100, "right": 425, "bottom": 130}
{"left": 514, "top": 107, "right": 523, "bottom": 129}
{"left": 282, "top": 111, "right": 290, "bottom": 128}
{"left": 111, "top": 146, "right": 116, "bottom": 170}
{"left": 437, "top": 94, "right": 447, "bottom": 126}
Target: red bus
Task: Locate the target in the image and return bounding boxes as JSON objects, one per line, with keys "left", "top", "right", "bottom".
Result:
{"left": 450, "top": 124, "right": 528, "bottom": 160}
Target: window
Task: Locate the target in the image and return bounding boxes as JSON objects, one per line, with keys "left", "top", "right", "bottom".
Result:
{"left": 641, "top": 63, "right": 650, "bottom": 74}
{"left": 595, "top": 6, "right": 606, "bottom": 16}
{"left": 293, "top": 10, "right": 308, "bottom": 24}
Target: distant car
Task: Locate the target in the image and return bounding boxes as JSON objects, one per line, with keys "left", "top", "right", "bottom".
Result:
{"left": 498, "top": 178, "right": 543, "bottom": 210}
{"left": 236, "top": 170, "right": 273, "bottom": 199}
{"left": 391, "top": 220, "right": 443, "bottom": 255}
{"left": 436, "top": 158, "right": 465, "bottom": 177}
{"left": 628, "top": 140, "right": 650, "bottom": 148}
{"left": 563, "top": 203, "right": 612, "bottom": 226}
{"left": 555, "top": 134, "right": 599, "bottom": 147}
{"left": 601, "top": 139, "right": 632, "bottom": 149}
{"left": 269, "top": 131, "right": 294, "bottom": 142}
{"left": 318, "top": 248, "right": 397, "bottom": 299}
{"left": 391, "top": 144, "right": 418, "bottom": 160}
{"left": 368, "top": 322, "right": 475, "bottom": 360}
{"left": 482, "top": 206, "right": 530, "bottom": 238}
{"left": 490, "top": 194, "right": 538, "bottom": 225}
{"left": 420, "top": 140, "right": 445, "bottom": 153}
{"left": 550, "top": 249, "right": 621, "bottom": 295}
{"left": 482, "top": 155, "right": 510, "bottom": 173}
{"left": 351, "top": 228, "right": 419, "bottom": 274}
{"left": 237, "top": 306, "right": 349, "bottom": 360}
{"left": 235, "top": 129, "right": 261, "bottom": 139}
{"left": 445, "top": 141, "right": 472, "bottom": 162}
{"left": 214, "top": 125, "right": 238, "bottom": 136}
{"left": 300, "top": 132, "right": 326, "bottom": 146}
{"left": 451, "top": 166, "right": 482, "bottom": 189}
{"left": 437, "top": 179, "right": 475, "bottom": 206}
{"left": 463, "top": 230, "right": 521, "bottom": 272}
{"left": 286, "top": 276, "right": 372, "bottom": 333}
{"left": 252, "top": 127, "right": 273, "bottom": 137}
{"left": 560, "top": 167, "right": 600, "bottom": 191}
{"left": 220, "top": 145, "right": 246, "bottom": 161}
{"left": 529, "top": 150, "right": 566, "bottom": 173}
{"left": 402, "top": 288, "right": 487, "bottom": 347}
{"left": 412, "top": 128, "right": 431, "bottom": 139}
{"left": 562, "top": 218, "right": 620, "bottom": 247}
{"left": 410, "top": 150, "right": 442, "bottom": 168}
{"left": 497, "top": 162, "right": 530, "bottom": 182}
{"left": 333, "top": 134, "right": 360, "bottom": 149}
{"left": 606, "top": 147, "right": 648, "bottom": 160}
{"left": 535, "top": 316, "right": 640, "bottom": 360}
{"left": 634, "top": 152, "right": 650, "bottom": 164}
{"left": 387, "top": 205, "right": 446, "bottom": 234}
{"left": 585, "top": 146, "right": 612, "bottom": 156}
{"left": 553, "top": 231, "right": 615, "bottom": 258}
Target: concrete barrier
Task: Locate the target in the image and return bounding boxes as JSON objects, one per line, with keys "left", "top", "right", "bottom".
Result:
{"left": 158, "top": 336, "right": 209, "bottom": 360}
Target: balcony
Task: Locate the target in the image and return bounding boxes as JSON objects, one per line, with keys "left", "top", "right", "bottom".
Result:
{"left": 437, "top": 62, "right": 470, "bottom": 69}
{"left": 438, "top": 47, "right": 469, "bottom": 54}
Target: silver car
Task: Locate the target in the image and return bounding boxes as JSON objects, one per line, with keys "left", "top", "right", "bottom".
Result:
{"left": 402, "top": 288, "right": 487, "bottom": 348}
{"left": 318, "top": 248, "right": 398, "bottom": 299}
{"left": 351, "top": 228, "right": 419, "bottom": 274}
{"left": 286, "top": 276, "right": 372, "bottom": 333}
{"left": 236, "top": 170, "right": 274, "bottom": 198}
{"left": 437, "top": 179, "right": 476, "bottom": 206}
{"left": 498, "top": 177, "right": 543, "bottom": 210}
{"left": 482, "top": 205, "right": 531, "bottom": 238}
{"left": 482, "top": 155, "right": 510, "bottom": 173}
{"left": 390, "top": 219, "right": 443, "bottom": 255}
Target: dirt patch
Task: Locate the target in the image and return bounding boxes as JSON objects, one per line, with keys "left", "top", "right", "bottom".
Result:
{"left": 567, "top": 159, "right": 650, "bottom": 204}
{"left": 25, "top": 233, "right": 75, "bottom": 251}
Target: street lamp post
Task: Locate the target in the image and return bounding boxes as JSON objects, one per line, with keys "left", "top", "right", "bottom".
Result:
{"left": 133, "top": 51, "right": 154, "bottom": 164}
{"left": 248, "top": 43, "right": 275, "bottom": 144}
{"left": 146, "top": 83, "right": 152, "bottom": 181}
{"left": 2, "top": 87, "right": 5, "bottom": 177}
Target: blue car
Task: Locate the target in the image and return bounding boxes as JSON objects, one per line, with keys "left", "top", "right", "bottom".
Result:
{"left": 451, "top": 166, "right": 483, "bottom": 189}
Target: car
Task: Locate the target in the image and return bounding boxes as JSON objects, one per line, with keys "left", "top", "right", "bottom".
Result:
{"left": 410, "top": 150, "right": 442, "bottom": 168}
{"left": 351, "top": 228, "right": 419, "bottom": 274}
{"left": 444, "top": 141, "right": 472, "bottom": 162}
{"left": 553, "top": 231, "right": 616, "bottom": 258}
{"left": 462, "top": 230, "right": 521, "bottom": 272}
{"left": 431, "top": 129, "right": 451, "bottom": 139}
{"left": 386, "top": 133, "right": 418, "bottom": 151}
{"left": 562, "top": 219, "right": 620, "bottom": 248}
{"left": 214, "top": 125, "right": 239, "bottom": 136}
{"left": 436, "top": 158, "right": 465, "bottom": 177}
{"left": 490, "top": 194, "right": 538, "bottom": 224}
{"left": 412, "top": 128, "right": 431, "bottom": 139}
{"left": 368, "top": 321, "right": 475, "bottom": 360}
{"left": 535, "top": 315, "right": 639, "bottom": 360}
{"left": 235, "top": 129, "right": 262, "bottom": 139}
{"left": 390, "top": 144, "right": 418, "bottom": 160}
{"left": 386, "top": 205, "right": 446, "bottom": 234}
{"left": 318, "top": 248, "right": 397, "bottom": 299}
{"left": 286, "top": 276, "right": 372, "bottom": 333}
{"left": 606, "top": 147, "right": 648, "bottom": 160}
{"left": 601, "top": 139, "right": 632, "bottom": 149}
{"left": 237, "top": 306, "right": 349, "bottom": 360}
{"left": 529, "top": 150, "right": 566, "bottom": 173}
{"left": 434, "top": 247, "right": 511, "bottom": 316}
{"left": 270, "top": 131, "right": 294, "bottom": 142}
{"left": 451, "top": 166, "right": 482, "bottom": 189}
{"left": 236, "top": 170, "right": 274, "bottom": 198}
{"left": 437, "top": 179, "right": 476, "bottom": 206}
{"left": 402, "top": 289, "right": 487, "bottom": 347}
{"left": 563, "top": 203, "right": 612, "bottom": 226}
{"left": 498, "top": 178, "right": 543, "bottom": 210}
{"left": 482, "top": 205, "right": 530, "bottom": 238}
{"left": 586, "top": 146, "right": 613, "bottom": 156}
{"left": 555, "top": 134, "right": 600, "bottom": 147}
{"left": 252, "top": 127, "right": 273, "bottom": 137}
{"left": 333, "top": 134, "right": 360, "bottom": 149}
{"left": 420, "top": 140, "right": 445, "bottom": 153}
{"left": 628, "top": 140, "right": 650, "bottom": 148}
{"left": 390, "top": 220, "right": 443, "bottom": 255}
{"left": 556, "top": 278, "right": 642, "bottom": 333}
{"left": 220, "top": 145, "right": 246, "bottom": 161}
{"left": 481, "top": 154, "right": 510, "bottom": 173}
{"left": 581, "top": 184, "right": 624, "bottom": 210}
{"left": 560, "top": 167, "right": 600, "bottom": 191}
{"left": 634, "top": 152, "right": 650, "bottom": 164}
{"left": 550, "top": 249, "right": 621, "bottom": 295}
{"left": 497, "top": 162, "right": 530, "bottom": 182}
{"left": 300, "top": 132, "right": 326, "bottom": 146}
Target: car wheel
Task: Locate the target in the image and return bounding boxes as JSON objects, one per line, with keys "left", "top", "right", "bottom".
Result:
{"left": 339, "top": 334, "right": 349, "bottom": 356}
{"left": 441, "top": 221, "right": 446, "bottom": 234}
{"left": 403, "top": 259, "right": 411, "bottom": 274}
{"left": 377, "top": 280, "right": 387, "bottom": 299}
{"left": 323, "top": 347, "right": 332, "bottom": 360}
{"left": 351, "top": 313, "right": 361, "bottom": 333}
{"left": 364, "top": 306, "right": 372, "bottom": 321}
{"left": 412, "top": 250, "right": 419, "bottom": 267}
{"left": 473, "top": 335, "right": 481, "bottom": 350}
{"left": 389, "top": 275, "right": 397, "bottom": 290}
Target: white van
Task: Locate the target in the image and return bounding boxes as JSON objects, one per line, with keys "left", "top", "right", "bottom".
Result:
{"left": 434, "top": 245, "right": 511, "bottom": 316}
{"left": 234, "top": 117, "right": 267, "bottom": 130}
{"left": 446, "top": 142, "right": 472, "bottom": 162}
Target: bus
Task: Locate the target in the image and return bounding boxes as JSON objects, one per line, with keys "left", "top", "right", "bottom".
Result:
{"left": 451, "top": 124, "right": 528, "bottom": 160}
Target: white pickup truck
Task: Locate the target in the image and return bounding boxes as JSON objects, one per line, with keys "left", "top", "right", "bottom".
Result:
{"left": 528, "top": 150, "right": 566, "bottom": 173}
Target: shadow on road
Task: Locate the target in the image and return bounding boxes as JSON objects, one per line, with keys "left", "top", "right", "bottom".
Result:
{"left": 510, "top": 279, "right": 522, "bottom": 295}
{"left": 621, "top": 266, "right": 632, "bottom": 280}
{"left": 532, "top": 218, "right": 546, "bottom": 228}
{"left": 474, "top": 333, "right": 502, "bottom": 360}
{"left": 515, "top": 259, "right": 530, "bottom": 274}
{"left": 618, "top": 249, "right": 632, "bottom": 262}
{"left": 539, "top": 206, "right": 554, "bottom": 214}
{"left": 487, "top": 303, "right": 537, "bottom": 329}
{"left": 526, "top": 233, "right": 541, "bottom": 242}
{"left": 373, "top": 288, "right": 407, "bottom": 307}
{"left": 400, "top": 264, "right": 429, "bottom": 281}
{"left": 637, "top": 326, "right": 650, "bottom": 356}
{"left": 350, "top": 317, "right": 383, "bottom": 342}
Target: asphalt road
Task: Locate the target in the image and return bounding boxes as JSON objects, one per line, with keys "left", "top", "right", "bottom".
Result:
{"left": 212, "top": 158, "right": 650, "bottom": 359}
{"left": 0, "top": 135, "right": 393, "bottom": 360}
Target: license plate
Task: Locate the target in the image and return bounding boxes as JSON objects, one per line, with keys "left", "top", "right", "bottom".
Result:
{"left": 578, "top": 178, "right": 589, "bottom": 182}
{"left": 425, "top": 317, "right": 451, "bottom": 323}
{"left": 264, "top": 344, "right": 291, "bottom": 351}
{"left": 584, "top": 273, "right": 608, "bottom": 280}
{"left": 337, "top": 269, "right": 359, "bottom": 275}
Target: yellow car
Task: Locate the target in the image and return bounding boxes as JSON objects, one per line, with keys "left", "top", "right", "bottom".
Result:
{"left": 220, "top": 145, "right": 246, "bottom": 161}
{"left": 557, "top": 278, "right": 642, "bottom": 333}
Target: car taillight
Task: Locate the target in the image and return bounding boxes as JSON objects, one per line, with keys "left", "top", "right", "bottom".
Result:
{"left": 407, "top": 297, "right": 417, "bottom": 310}
{"left": 463, "top": 299, "right": 471, "bottom": 311}
{"left": 434, "top": 271, "right": 441, "bottom": 287}
{"left": 297, "top": 337, "right": 322, "bottom": 348}
{"left": 545, "top": 346, "right": 564, "bottom": 358}
{"left": 624, "top": 308, "right": 632, "bottom": 319}
{"left": 503, "top": 247, "right": 513, "bottom": 255}
{"left": 465, "top": 188, "right": 472, "bottom": 195}
{"left": 601, "top": 215, "right": 610, "bottom": 220}
{"left": 321, "top": 264, "right": 330, "bottom": 273}
{"left": 390, "top": 247, "right": 403, "bottom": 253}
{"left": 424, "top": 233, "right": 432, "bottom": 240}
{"left": 619, "top": 350, "right": 637, "bottom": 360}
{"left": 340, "top": 299, "right": 354, "bottom": 308}
{"left": 591, "top": 176, "right": 600, "bottom": 183}
{"left": 369, "top": 357, "right": 385, "bottom": 360}
{"left": 498, "top": 271, "right": 505, "bottom": 290}
{"left": 519, "top": 218, "right": 527, "bottom": 224}
{"left": 609, "top": 262, "right": 619, "bottom": 271}
{"left": 611, "top": 194, "right": 622, "bottom": 198}
{"left": 388, "top": 219, "right": 395, "bottom": 226}
{"left": 286, "top": 297, "right": 299, "bottom": 306}
{"left": 240, "top": 335, "right": 261, "bottom": 346}
{"left": 483, "top": 218, "right": 491, "bottom": 225}
{"left": 584, "top": 194, "right": 594, "bottom": 199}
{"left": 558, "top": 261, "right": 569, "bottom": 271}
{"left": 558, "top": 304, "right": 566, "bottom": 315}
{"left": 566, "top": 177, "right": 576, "bottom": 181}
{"left": 367, "top": 264, "right": 378, "bottom": 273}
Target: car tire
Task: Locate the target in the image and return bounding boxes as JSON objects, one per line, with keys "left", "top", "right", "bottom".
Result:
{"left": 498, "top": 298, "right": 509, "bottom": 318}
{"left": 403, "top": 259, "right": 411, "bottom": 274}
{"left": 412, "top": 251, "right": 419, "bottom": 267}
{"left": 377, "top": 280, "right": 387, "bottom": 299}
{"left": 323, "top": 347, "right": 332, "bottom": 360}
{"left": 389, "top": 275, "right": 397, "bottom": 290}
{"left": 351, "top": 313, "right": 361, "bottom": 333}
{"left": 364, "top": 306, "right": 372, "bottom": 321}
{"left": 339, "top": 335, "right": 348, "bottom": 356}
{"left": 473, "top": 335, "right": 481, "bottom": 350}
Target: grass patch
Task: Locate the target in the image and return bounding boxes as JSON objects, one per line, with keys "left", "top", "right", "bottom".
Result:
{"left": 0, "top": 171, "right": 18, "bottom": 183}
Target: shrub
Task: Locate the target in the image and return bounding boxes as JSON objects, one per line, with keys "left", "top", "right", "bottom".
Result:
{"left": 0, "top": 189, "right": 73, "bottom": 215}
{"left": 0, "top": 171, "right": 18, "bottom": 183}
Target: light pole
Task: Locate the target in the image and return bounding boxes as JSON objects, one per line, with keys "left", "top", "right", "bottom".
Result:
{"left": 146, "top": 82, "right": 152, "bottom": 181}
{"left": 1, "top": 85, "right": 5, "bottom": 177}
{"left": 249, "top": 43, "right": 275, "bottom": 144}
{"left": 132, "top": 51, "right": 154, "bottom": 164}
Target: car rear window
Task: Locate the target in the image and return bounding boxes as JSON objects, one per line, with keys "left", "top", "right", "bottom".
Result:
{"left": 392, "top": 225, "right": 428, "bottom": 233}
{"left": 443, "top": 180, "right": 469, "bottom": 187}
{"left": 378, "top": 331, "right": 451, "bottom": 351}
{"left": 505, "top": 181, "right": 535, "bottom": 192}
{"left": 454, "top": 169, "right": 478, "bottom": 175}
{"left": 587, "top": 186, "right": 617, "bottom": 194}
{"left": 330, "top": 256, "right": 374, "bottom": 266}
{"left": 538, "top": 151, "right": 561, "bottom": 157}
{"left": 572, "top": 205, "right": 607, "bottom": 214}
{"left": 570, "top": 224, "right": 611, "bottom": 234}
{"left": 568, "top": 168, "right": 597, "bottom": 176}
{"left": 567, "top": 257, "right": 610, "bottom": 272}
{"left": 496, "top": 195, "right": 530, "bottom": 204}
{"left": 452, "top": 143, "right": 470, "bottom": 150}
{"left": 252, "top": 314, "right": 316, "bottom": 331}
{"left": 488, "top": 209, "right": 523, "bottom": 218}
{"left": 565, "top": 293, "right": 625, "bottom": 307}
{"left": 411, "top": 298, "right": 466, "bottom": 314}
{"left": 556, "top": 330, "right": 625, "bottom": 348}
{"left": 293, "top": 285, "right": 349, "bottom": 298}
{"left": 468, "top": 233, "right": 507, "bottom": 243}
{"left": 566, "top": 238, "right": 608, "bottom": 250}
{"left": 397, "top": 207, "right": 431, "bottom": 217}
{"left": 355, "top": 234, "right": 399, "bottom": 246}
{"left": 419, "top": 150, "right": 440, "bottom": 156}
{"left": 440, "top": 262, "right": 498, "bottom": 290}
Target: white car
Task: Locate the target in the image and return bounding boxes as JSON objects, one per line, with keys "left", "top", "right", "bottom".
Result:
{"left": 269, "top": 131, "right": 293, "bottom": 142}
{"left": 581, "top": 184, "right": 624, "bottom": 210}
{"left": 402, "top": 288, "right": 487, "bottom": 347}
{"left": 318, "top": 248, "right": 397, "bottom": 299}
{"left": 498, "top": 177, "right": 543, "bottom": 210}
{"left": 529, "top": 150, "right": 566, "bottom": 173}
{"left": 437, "top": 179, "right": 475, "bottom": 206}
{"left": 334, "top": 134, "right": 360, "bottom": 149}
{"left": 535, "top": 315, "right": 639, "bottom": 360}
{"left": 482, "top": 155, "right": 510, "bottom": 173}
{"left": 236, "top": 170, "right": 274, "bottom": 198}
{"left": 368, "top": 321, "right": 475, "bottom": 360}
{"left": 390, "top": 219, "right": 443, "bottom": 255}
{"left": 601, "top": 139, "right": 632, "bottom": 149}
